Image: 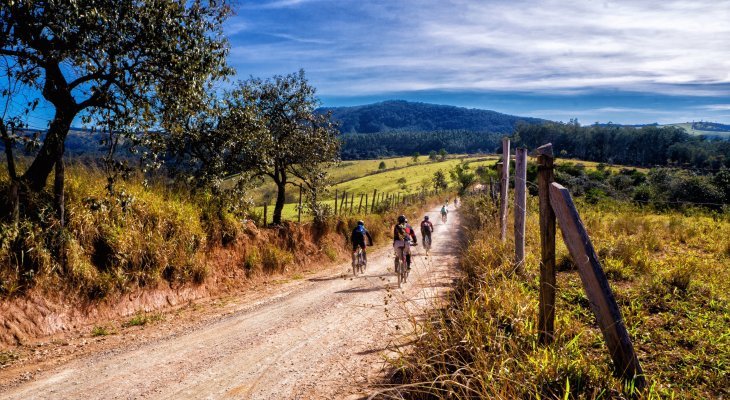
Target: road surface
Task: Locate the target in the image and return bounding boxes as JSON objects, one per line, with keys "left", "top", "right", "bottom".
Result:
{"left": 1, "top": 206, "right": 461, "bottom": 399}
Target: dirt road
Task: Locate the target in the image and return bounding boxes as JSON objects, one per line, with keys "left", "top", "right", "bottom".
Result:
{"left": 1, "top": 207, "right": 461, "bottom": 399}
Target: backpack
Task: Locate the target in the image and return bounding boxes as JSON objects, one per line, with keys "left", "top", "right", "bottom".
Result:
{"left": 352, "top": 226, "right": 365, "bottom": 241}
{"left": 394, "top": 223, "right": 408, "bottom": 241}
{"left": 421, "top": 220, "right": 432, "bottom": 233}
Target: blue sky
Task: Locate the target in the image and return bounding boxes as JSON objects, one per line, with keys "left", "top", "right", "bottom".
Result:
{"left": 226, "top": 0, "right": 730, "bottom": 124}
{"left": 4, "top": 0, "right": 730, "bottom": 128}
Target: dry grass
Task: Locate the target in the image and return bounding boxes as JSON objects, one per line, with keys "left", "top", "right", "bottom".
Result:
{"left": 385, "top": 195, "right": 729, "bottom": 399}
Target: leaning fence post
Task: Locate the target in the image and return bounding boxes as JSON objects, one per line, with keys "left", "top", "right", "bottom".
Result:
{"left": 334, "top": 189, "right": 338, "bottom": 215}
{"left": 536, "top": 143, "right": 556, "bottom": 344}
{"left": 549, "top": 182, "right": 645, "bottom": 387}
{"left": 371, "top": 189, "right": 377, "bottom": 212}
{"left": 500, "top": 137, "right": 510, "bottom": 242}
{"left": 350, "top": 193, "right": 355, "bottom": 214}
{"left": 514, "top": 147, "right": 527, "bottom": 275}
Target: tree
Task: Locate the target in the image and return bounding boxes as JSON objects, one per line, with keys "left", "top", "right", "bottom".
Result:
{"left": 235, "top": 70, "right": 340, "bottom": 225}
{"left": 412, "top": 152, "right": 420, "bottom": 162}
{"left": 0, "top": 1, "right": 231, "bottom": 204}
{"left": 428, "top": 150, "right": 438, "bottom": 161}
{"left": 379, "top": 161, "right": 386, "bottom": 170}
{"left": 433, "top": 170, "right": 448, "bottom": 192}
{"left": 439, "top": 148, "right": 448, "bottom": 161}
{"left": 450, "top": 162, "right": 475, "bottom": 195}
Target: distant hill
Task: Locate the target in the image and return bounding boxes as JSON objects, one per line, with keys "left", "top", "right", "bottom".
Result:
{"left": 319, "top": 100, "right": 544, "bottom": 134}
{"left": 667, "top": 122, "right": 730, "bottom": 139}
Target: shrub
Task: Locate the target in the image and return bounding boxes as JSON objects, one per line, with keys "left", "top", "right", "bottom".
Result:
{"left": 261, "top": 244, "right": 293, "bottom": 272}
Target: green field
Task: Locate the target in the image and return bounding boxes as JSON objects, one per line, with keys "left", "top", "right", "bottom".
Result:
{"left": 667, "top": 123, "right": 730, "bottom": 139}
{"left": 253, "top": 155, "right": 499, "bottom": 221}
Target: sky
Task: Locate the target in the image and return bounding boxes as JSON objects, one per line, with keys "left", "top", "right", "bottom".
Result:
{"left": 4, "top": 0, "right": 730, "bottom": 128}
{"left": 225, "top": 0, "right": 730, "bottom": 124}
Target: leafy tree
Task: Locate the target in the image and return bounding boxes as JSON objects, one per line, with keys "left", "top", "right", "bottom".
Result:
{"left": 412, "top": 152, "right": 420, "bottom": 162}
{"left": 433, "top": 170, "right": 448, "bottom": 192}
{"left": 397, "top": 177, "right": 407, "bottom": 191}
{"left": 378, "top": 161, "right": 386, "bottom": 170}
{"left": 439, "top": 148, "right": 448, "bottom": 161}
{"left": 450, "top": 163, "right": 475, "bottom": 195}
{"left": 429, "top": 150, "right": 438, "bottom": 161}
{"left": 0, "top": 0, "right": 231, "bottom": 215}
{"left": 235, "top": 71, "right": 340, "bottom": 225}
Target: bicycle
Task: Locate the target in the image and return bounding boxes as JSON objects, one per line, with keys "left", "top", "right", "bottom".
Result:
{"left": 441, "top": 212, "right": 447, "bottom": 223}
{"left": 353, "top": 246, "right": 365, "bottom": 276}
{"left": 423, "top": 234, "right": 432, "bottom": 256}
{"left": 394, "top": 241, "right": 416, "bottom": 288}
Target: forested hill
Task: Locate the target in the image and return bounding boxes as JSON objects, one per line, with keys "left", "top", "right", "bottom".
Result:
{"left": 319, "top": 100, "right": 544, "bottom": 134}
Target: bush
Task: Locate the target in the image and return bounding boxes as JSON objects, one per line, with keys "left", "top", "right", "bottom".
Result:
{"left": 261, "top": 244, "right": 293, "bottom": 272}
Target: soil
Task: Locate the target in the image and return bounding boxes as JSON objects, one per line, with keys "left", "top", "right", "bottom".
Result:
{"left": 0, "top": 206, "right": 461, "bottom": 399}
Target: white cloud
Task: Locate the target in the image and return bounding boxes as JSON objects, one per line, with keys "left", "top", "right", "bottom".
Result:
{"left": 229, "top": 0, "right": 730, "bottom": 97}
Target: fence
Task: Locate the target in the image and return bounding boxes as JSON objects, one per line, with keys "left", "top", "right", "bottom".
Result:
{"left": 259, "top": 186, "right": 446, "bottom": 225}
{"left": 495, "top": 140, "right": 645, "bottom": 388}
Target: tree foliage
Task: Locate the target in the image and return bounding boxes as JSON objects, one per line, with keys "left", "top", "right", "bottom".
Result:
{"left": 0, "top": 0, "right": 232, "bottom": 192}
{"left": 232, "top": 70, "right": 340, "bottom": 224}
{"left": 433, "top": 170, "right": 448, "bottom": 192}
{"left": 450, "top": 162, "right": 475, "bottom": 195}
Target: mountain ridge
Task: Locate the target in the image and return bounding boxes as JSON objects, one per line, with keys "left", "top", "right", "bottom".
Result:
{"left": 318, "top": 99, "right": 544, "bottom": 134}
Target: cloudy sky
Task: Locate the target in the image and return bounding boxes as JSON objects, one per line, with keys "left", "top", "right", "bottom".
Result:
{"left": 227, "top": 0, "right": 730, "bottom": 124}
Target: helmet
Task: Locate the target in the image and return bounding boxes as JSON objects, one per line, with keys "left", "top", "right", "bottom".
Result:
{"left": 424, "top": 215, "right": 429, "bottom": 220}
{"left": 397, "top": 215, "right": 407, "bottom": 224}
{"left": 357, "top": 220, "right": 364, "bottom": 226}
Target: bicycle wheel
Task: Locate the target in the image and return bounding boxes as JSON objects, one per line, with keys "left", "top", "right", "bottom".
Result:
{"left": 358, "top": 251, "right": 365, "bottom": 274}
{"left": 352, "top": 249, "right": 359, "bottom": 277}
{"left": 396, "top": 257, "right": 403, "bottom": 288}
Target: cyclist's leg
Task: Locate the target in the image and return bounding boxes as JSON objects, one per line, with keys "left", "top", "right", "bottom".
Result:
{"left": 394, "top": 243, "right": 404, "bottom": 270}
{"left": 405, "top": 242, "right": 412, "bottom": 269}
{"left": 362, "top": 246, "right": 367, "bottom": 266}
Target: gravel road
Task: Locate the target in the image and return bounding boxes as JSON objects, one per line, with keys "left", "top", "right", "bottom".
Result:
{"left": 2, "top": 206, "right": 461, "bottom": 399}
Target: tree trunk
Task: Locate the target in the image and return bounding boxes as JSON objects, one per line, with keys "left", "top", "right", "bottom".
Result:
{"left": 22, "top": 107, "right": 75, "bottom": 192}
{"left": 54, "top": 156, "right": 65, "bottom": 228}
{"left": 273, "top": 173, "right": 287, "bottom": 225}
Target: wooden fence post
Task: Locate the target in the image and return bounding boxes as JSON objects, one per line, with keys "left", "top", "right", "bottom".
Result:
{"left": 334, "top": 189, "right": 338, "bottom": 215}
{"left": 536, "top": 143, "right": 556, "bottom": 344}
{"left": 297, "top": 185, "right": 303, "bottom": 223}
{"left": 364, "top": 194, "right": 369, "bottom": 214}
{"left": 549, "top": 182, "right": 645, "bottom": 387}
{"left": 340, "top": 191, "right": 347, "bottom": 213}
{"left": 500, "top": 137, "right": 510, "bottom": 242}
{"left": 263, "top": 203, "right": 268, "bottom": 226}
{"left": 371, "top": 189, "right": 377, "bottom": 212}
{"left": 350, "top": 193, "right": 355, "bottom": 214}
{"left": 358, "top": 194, "right": 364, "bottom": 214}
{"left": 514, "top": 147, "right": 527, "bottom": 275}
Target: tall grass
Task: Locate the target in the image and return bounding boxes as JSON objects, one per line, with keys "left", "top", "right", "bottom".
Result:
{"left": 386, "top": 195, "right": 729, "bottom": 399}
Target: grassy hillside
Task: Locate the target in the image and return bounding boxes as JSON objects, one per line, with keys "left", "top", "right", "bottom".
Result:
{"left": 251, "top": 155, "right": 498, "bottom": 221}
{"left": 391, "top": 195, "right": 729, "bottom": 399}
{"left": 668, "top": 123, "right": 730, "bottom": 139}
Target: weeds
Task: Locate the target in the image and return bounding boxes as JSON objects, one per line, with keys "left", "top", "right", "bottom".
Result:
{"left": 91, "top": 325, "right": 117, "bottom": 337}
{"left": 388, "top": 194, "right": 729, "bottom": 399}
{"left": 122, "top": 312, "right": 164, "bottom": 328}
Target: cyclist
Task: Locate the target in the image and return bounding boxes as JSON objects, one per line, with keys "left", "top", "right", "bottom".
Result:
{"left": 351, "top": 220, "right": 373, "bottom": 267}
{"left": 454, "top": 197, "right": 459, "bottom": 208}
{"left": 393, "top": 215, "right": 417, "bottom": 270}
{"left": 440, "top": 204, "right": 448, "bottom": 222}
{"left": 420, "top": 215, "right": 434, "bottom": 246}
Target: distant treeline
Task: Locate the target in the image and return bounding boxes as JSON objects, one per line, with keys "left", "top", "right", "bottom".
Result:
{"left": 321, "top": 100, "right": 543, "bottom": 134}
{"left": 514, "top": 122, "right": 730, "bottom": 168}
{"left": 340, "top": 130, "right": 502, "bottom": 159}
